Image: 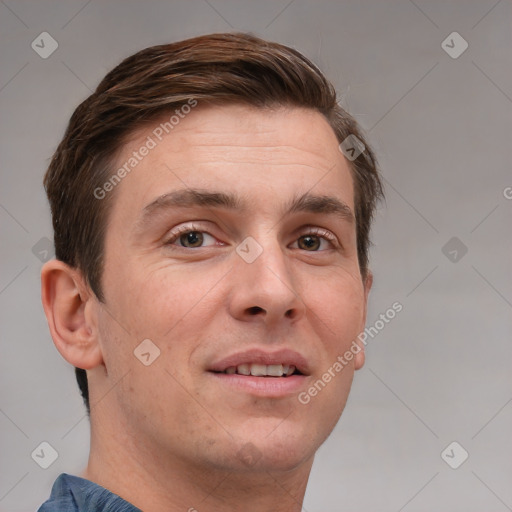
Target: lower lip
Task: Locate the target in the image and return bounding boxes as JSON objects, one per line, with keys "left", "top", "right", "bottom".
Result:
{"left": 208, "top": 372, "right": 307, "bottom": 397}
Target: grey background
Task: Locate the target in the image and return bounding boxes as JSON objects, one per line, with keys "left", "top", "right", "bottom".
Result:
{"left": 1, "top": 1, "right": 511, "bottom": 511}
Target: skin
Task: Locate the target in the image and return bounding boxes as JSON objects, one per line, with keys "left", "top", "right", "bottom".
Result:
{"left": 41, "top": 104, "right": 372, "bottom": 512}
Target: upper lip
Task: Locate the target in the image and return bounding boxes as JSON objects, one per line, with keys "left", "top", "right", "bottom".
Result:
{"left": 209, "top": 348, "right": 310, "bottom": 376}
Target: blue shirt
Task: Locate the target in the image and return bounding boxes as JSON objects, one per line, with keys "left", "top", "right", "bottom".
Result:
{"left": 38, "top": 473, "right": 141, "bottom": 512}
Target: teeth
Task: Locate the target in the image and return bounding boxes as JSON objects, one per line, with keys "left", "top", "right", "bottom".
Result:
{"left": 286, "top": 365, "right": 296, "bottom": 376}
{"left": 250, "top": 364, "right": 267, "bottom": 376}
{"left": 266, "top": 364, "right": 284, "bottom": 377}
{"left": 237, "top": 363, "right": 251, "bottom": 376}
{"left": 223, "top": 363, "right": 297, "bottom": 377}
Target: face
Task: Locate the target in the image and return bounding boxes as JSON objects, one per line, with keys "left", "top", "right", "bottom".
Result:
{"left": 91, "top": 104, "right": 370, "bottom": 473}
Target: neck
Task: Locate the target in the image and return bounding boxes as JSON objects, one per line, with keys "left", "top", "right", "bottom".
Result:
{"left": 82, "top": 403, "right": 314, "bottom": 512}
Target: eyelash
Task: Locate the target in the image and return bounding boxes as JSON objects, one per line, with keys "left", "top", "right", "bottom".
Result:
{"left": 165, "top": 223, "right": 212, "bottom": 245}
{"left": 165, "top": 223, "right": 338, "bottom": 249}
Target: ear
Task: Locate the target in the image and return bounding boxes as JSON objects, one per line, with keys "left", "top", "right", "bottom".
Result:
{"left": 354, "top": 271, "right": 373, "bottom": 371}
{"left": 41, "top": 260, "right": 103, "bottom": 370}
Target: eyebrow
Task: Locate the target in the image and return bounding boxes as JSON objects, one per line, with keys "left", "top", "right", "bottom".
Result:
{"left": 286, "top": 192, "right": 354, "bottom": 223}
{"left": 137, "top": 188, "right": 354, "bottom": 228}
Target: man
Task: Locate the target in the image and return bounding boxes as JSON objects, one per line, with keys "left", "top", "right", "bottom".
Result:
{"left": 39, "top": 32, "right": 383, "bottom": 511}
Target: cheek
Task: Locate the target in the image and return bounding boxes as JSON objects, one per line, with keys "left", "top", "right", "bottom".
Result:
{"left": 106, "top": 260, "right": 214, "bottom": 340}
{"left": 304, "top": 272, "right": 366, "bottom": 348}
{"left": 102, "top": 264, "right": 229, "bottom": 406}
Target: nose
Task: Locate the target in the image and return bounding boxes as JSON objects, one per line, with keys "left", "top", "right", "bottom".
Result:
{"left": 228, "top": 237, "right": 306, "bottom": 326}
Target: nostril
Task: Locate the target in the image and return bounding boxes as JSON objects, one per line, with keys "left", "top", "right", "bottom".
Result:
{"left": 247, "top": 306, "right": 264, "bottom": 315}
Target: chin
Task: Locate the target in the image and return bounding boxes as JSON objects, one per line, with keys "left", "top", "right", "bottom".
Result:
{"left": 254, "top": 448, "right": 314, "bottom": 473}
{"left": 226, "top": 422, "right": 321, "bottom": 473}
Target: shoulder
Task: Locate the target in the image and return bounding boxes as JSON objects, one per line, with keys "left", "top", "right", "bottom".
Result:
{"left": 37, "top": 474, "right": 79, "bottom": 511}
{"left": 37, "top": 473, "right": 141, "bottom": 512}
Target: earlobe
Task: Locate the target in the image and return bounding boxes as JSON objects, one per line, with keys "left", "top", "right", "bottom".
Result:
{"left": 354, "top": 271, "right": 373, "bottom": 371}
{"left": 354, "top": 346, "right": 365, "bottom": 370}
{"left": 41, "top": 260, "right": 103, "bottom": 370}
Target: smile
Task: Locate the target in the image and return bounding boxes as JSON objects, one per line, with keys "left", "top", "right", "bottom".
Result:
{"left": 218, "top": 363, "right": 299, "bottom": 377}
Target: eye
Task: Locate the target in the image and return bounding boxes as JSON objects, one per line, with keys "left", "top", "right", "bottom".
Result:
{"left": 291, "top": 228, "right": 337, "bottom": 251}
{"left": 166, "top": 225, "right": 219, "bottom": 248}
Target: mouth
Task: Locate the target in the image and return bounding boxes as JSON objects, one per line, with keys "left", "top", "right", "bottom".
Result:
{"left": 207, "top": 348, "right": 310, "bottom": 396}
{"left": 212, "top": 363, "right": 303, "bottom": 378}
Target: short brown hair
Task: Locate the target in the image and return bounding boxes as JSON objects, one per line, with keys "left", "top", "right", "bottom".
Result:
{"left": 44, "top": 32, "right": 383, "bottom": 413}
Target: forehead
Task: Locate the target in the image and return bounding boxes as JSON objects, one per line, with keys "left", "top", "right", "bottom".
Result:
{"left": 169, "top": 105, "right": 341, "bottom": 166}
{"left": 108, "top": 104, "right": 354, "bottom": 221}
